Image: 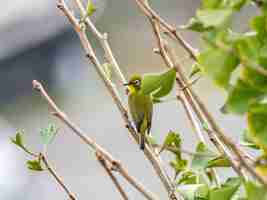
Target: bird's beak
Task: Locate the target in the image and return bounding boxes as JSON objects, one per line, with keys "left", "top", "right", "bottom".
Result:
{"left": 123, "top": 82, "right": 130, "bottom": 86}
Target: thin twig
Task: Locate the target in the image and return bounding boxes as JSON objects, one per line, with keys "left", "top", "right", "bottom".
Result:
{"left": 146, "top": 16, "right": 221, "bottom": 182}
{"left": 164, "top": 41, "right": 247, "bottom": 180}
{"left": 134, "top": 0, "right": 198, "bottom": 60}
{"left": 57, "top": 0, "right": 179, "bottom": 199}
{"left": 96, "top": 152, "right": 129, "bottom": 200}
{"left": 136, "top": 0, "right": 267, "bottom": 187}
{"left": 74, "top": 0, "right": 127, "bottom": 84}
{"left": 33, "top": 80, "right": 157, "bottom": 200}
{"left": 40, "top": 153, "right": 76, "bottom": 200}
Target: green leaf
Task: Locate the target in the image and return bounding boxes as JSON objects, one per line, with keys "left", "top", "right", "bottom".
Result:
{"left": 247, "top": 103, "right": 267, "bottom": 150}
{"left": 177, "top": 184, "right": 209, "bottom": 200}
{"left": 86, "top": 0, "right": 96, "bottom": 16}
{"left": 11, "top": 131, "right": 35, "bottom": 156}
{"left": 152, "top": 68, "right": 176, "bottom": 98}
{"left": 206, "top": 155, "right": 231, "bottom": 168}
{"left": 209, "top": 177, "right": 241, "bottom": 200}
{"left": 11, "top": 131, "right": 25, "bottom": 149}
{"left": 245, "top": 181, "right": 267, "bottom": 200}
{"left": 177, "top": 171, "right": 198, "bottom": 185}
{"left": 250, "top": 15, "right": 267, "bottom": 40}
{"left": 189, "top": 63, "right": 201, "bottom": 78}
{"left": 181, "top": 17, "right": 209, "bottom": 32}
{"left": 230, "top": 0, "right": 248, "bottom": 10}
{"left": 259, "top": 43, "right": 267, "bottom": 67}
{"left": 196, "top": 9, "right": 233, "bottom": 29}
{"left": 197, "top": 47, "right": 239, "bottom": 88}
{"left": 40, "top": 124, "right": 58, "bottom": 146}
{"left": 160, "top": 131, "right": 181, "bottom": 155}
{"left": 235, "top": 34, "right": 260, "bottom": 61}
{"left": 201, "top": 0, "right": 223, "bottom": 9}
{"left": 141, "top": 68, "right": 176, "bottom": 98}
{"left": 235, "top": 34, "right": 267, "bottom": 92}
{"left": 223, "top": 79, "right": 264, "bottom": 114}
{"left": 191, "top": 142, "right": 217, "bottom": 171}
{"left": 241, "top": 66, "right": 267, "bottom": 93}
{"left": 170, "top": 158, "right": 188, "bottom": 175}
{"left": 240, "top": 129, "right": 260, "bottom": 149}
{"left": 27, "top": 159, "right": 43, "bottom": 171}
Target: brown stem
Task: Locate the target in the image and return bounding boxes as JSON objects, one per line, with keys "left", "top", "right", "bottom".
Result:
{"left": 96, "top": 152, "right": 129, "bottom": 200}
{"left": 74, "top": 0, "right": 127, "bottom": 84}
{"left": 40, "top": 153, "right": 76, "bottom": 200}
{"left": 33, "top": 80, "right": 157, "bottom": 200}
{"left": 57, "top": 0, "right": 178, "bottom": 199}
{"left": 134, "top": 0, "right": 197, "bottom": 60}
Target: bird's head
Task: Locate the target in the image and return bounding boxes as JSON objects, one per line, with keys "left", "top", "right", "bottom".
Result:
{"left": 124, "top": 75, "right": 142, "bottom": 92}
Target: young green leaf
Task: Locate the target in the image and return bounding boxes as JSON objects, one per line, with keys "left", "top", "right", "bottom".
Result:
{"left": 196, "top": 9, "right": 233, "bottom": 29}
{"left": 180, "top": 17, "right": 209, "bottom": 32}
{"left": 27, "top": 159, "right": 43, "bottom": 171}
{"left": 11, "top": 131, "right": 35, "bottom": 156}
{"left": 206, "top": 155, "right": 231, "bottom": 168}
{"left": 11, "top": 131, "right": 25, "bottom": 149}
{"left": 247, "top": 103, "right": 267, "bottom": 151}
{"left": 189, "top": 63, "right": 201, "bottom": 78}
{"left": 197, "top": 47, "right": 239, "bottom": 88}
{"left": 229, "top": 0, "right": 248, "bottom": 10}
{"left": 170, "top": 158, "right": 188, "bottom": 175}
{"left": 223, "top": 79, "right": 264, "bottom": 114}
{"left": 240, "top": 129, "right": 260, "bottom": 150}
{"left": 191, "top": 142, "right": 217, "bottom": 171}
{"left": 159, "top": 131, "right": 181, "bottom": 155}
{"left": 177, "top": 171, "right": 198, "bottom": 185}
{"left": 141, "top": 68, "right": 176, "bottom": 98}
{"left": 177, "top": 184, "right": 209, "bottom": 200}
{"left": 209, "top": 177, "right": 241, "bottom": 200}
{"left": 40, "top": 124, "right": 58, "bottom": 146}
{"left": 245, "top": 181, "right": 267, "bottom": 200}
{"left": 201, "top": 0, "right": 223, "bottom": 9}
{"left": 86, "top": 0, "right": 96, "bottom": 16}
{"left": 250, "top": 15, "right": 266, "bottom": 39}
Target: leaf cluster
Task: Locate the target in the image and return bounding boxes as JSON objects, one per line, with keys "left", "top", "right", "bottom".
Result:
{"left": 184, "top": 0, "right": 267, "bottom": 175}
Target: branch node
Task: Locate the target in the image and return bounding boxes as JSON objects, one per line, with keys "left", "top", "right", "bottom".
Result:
{"left": 103, "top": 33, "right": 108, "bottom": 40}
{"left": 56, "top": 1, "right": 64, "bottom": 10}
{"left": 169, "top": 192, "right": 178, "bottom": 200}
{"left": 153, "top": 48, "right": 160, "bottom": 54}
{"left": 111, "top": 160, "right": 121, "bottom": 171}
{"left": 32, "top": 80, "right": 42, "bottom": 91}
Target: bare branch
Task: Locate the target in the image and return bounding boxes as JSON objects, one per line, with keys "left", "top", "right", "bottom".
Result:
{"left": 132, "top": 0, "right": 267, "bottom": 186}
{"left": 134, "top": 0, "right": 198, "bottom": 60}
{"left": 74, "top": 0, "right": 127, "bottom": 84}
{"left": 96, "top": 152, "right": 129, "bottom": 200}
{"left": 33, "top": 80, "right": 157, "bottom": 200}
{"left": 40, "top": 153, "right": 76, "bottom": 200}
{"left": 134, "top": 3, "right": 248, "bottom": 185}
{"left": 57, "top": 0, "right": 179, "bottom": 199}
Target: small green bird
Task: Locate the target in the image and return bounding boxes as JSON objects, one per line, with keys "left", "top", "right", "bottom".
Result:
{"left": 124, "top": 75, "right": 153, "bottom": 150}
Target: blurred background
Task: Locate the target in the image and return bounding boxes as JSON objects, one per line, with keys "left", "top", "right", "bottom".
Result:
{"left": 0, "top": 0, "right": 257, "bottom": 199}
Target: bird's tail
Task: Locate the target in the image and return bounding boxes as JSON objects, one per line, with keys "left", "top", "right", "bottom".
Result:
{"left": 140, "top": 135, "right": 145, "bottom": 150}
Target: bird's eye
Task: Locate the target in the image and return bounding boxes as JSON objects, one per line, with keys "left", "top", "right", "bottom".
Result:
{"left": 134, "top": 80, "right": 140, "bottom": 85}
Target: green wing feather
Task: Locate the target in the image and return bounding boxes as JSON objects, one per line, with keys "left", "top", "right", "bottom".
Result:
{"left": 128, "top": 92, "right": 153, "bottom": 134}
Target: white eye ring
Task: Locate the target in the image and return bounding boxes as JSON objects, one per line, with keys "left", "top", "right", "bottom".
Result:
{"left": 134, "top": 80, "right": 140, "bottom": 85}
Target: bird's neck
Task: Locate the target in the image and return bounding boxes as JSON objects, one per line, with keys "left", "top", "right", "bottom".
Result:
{"left": 128, "top": 85, "right": 140, "bottom": 94}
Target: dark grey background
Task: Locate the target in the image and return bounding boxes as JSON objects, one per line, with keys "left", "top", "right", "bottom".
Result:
{"left": 0, "top": 1, "right": 255, "bottom": 199}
